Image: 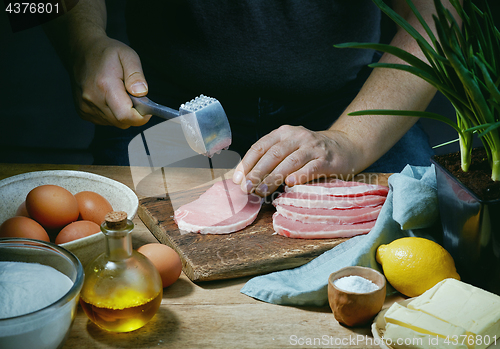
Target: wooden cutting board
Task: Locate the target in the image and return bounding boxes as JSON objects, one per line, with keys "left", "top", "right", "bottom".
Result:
{"left": 138, "top": 172, "right": 390, "bottom": 282}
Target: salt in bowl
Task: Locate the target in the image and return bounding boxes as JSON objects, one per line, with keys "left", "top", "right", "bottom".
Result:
{"left": 328, "top": 266, "right": 386, "bottom": 327}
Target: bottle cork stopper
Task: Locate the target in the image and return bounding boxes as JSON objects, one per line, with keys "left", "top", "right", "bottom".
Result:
{"left": 105, "top": 211, "right": 128, "bottom": 229}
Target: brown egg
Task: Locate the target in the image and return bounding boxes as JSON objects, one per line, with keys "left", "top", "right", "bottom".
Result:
{"left": 55, "top": 220, "right": 101, "bottom": 244}
{"left": 137, "top": 243, "right": 182, "bottom": 288}
{"left": 16, "top": 201, "right": 30, "bottom": 217}
{"left": 0, "top": 216, "right": 50, "bottom": 242}
{"left": 74, "top": 191, "right": 113, "bottom": 225}
{"left": 26, "top": 185, "right": 79, "bottom": 230}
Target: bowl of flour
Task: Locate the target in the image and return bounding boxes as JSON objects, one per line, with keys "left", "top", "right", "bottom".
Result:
{"left": 0, "top": 238, "right": 84, "bottom": 349}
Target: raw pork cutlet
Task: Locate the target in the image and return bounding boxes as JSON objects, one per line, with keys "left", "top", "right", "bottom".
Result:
{"left": 174, "top": 179, "right": 263, "bottom": 234}
{"left": 273, "top": 213, "right": 376, "bottom": 239}
{"left": 273, "top": 192, "right": 386, "bottom": 209}
{"left": 284, "top": 179, "right": 389, "bottom": 197}
{"left": 275, "top": 204, "right": 383, "bottom": 224}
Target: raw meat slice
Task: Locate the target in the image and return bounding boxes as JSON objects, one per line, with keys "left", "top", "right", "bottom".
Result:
{"left": 273, "top": 192, "right": 386, "bottom": 209}
{"left": 273, "top": 213, "right": 375, "bottom": 239}
{"left": 174, "top": 179, "right": 263, "bottom": 234}
{"left": 285, "top": 179, "right": 389, "bottom": 197}
{"left": 275, "top": 204, "right": 383, "bottom": 224}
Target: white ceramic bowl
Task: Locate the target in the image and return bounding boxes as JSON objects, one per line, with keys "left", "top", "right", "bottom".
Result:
{"left": 0, "top": 238, "right": 84, "bottom": 349}
{"left": 0, "top": 170, "right": 138, "bottom": 266}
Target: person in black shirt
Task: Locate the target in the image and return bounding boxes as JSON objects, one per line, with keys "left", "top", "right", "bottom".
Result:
{"left": 45, "top": 0, "right": 459, "bottom": 197}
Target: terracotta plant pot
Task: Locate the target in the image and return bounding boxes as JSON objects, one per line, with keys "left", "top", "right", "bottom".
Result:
{"left": 431, "top": 156, "right": 500, "bottom": 295}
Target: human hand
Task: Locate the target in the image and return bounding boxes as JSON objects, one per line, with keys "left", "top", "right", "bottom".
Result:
{"left": 70, "top": 35, "right": 151, "bottom": 129}
{"left": 232, "top": 125, "right": 363, "bottom": 197}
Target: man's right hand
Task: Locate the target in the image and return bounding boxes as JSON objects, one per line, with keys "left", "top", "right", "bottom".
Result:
{"left": 71, "top": 35, "right": 152, "bottom": 129}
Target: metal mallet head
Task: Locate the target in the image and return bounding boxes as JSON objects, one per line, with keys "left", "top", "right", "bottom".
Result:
{"left": 130, "top": 94, "right": 232, "bottom": 157}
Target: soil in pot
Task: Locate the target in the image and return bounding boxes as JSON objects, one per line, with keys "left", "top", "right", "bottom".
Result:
{"left": 433, "top": 147, "right": 500, "bottom": 201}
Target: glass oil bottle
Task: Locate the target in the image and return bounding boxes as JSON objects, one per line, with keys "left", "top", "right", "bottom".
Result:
{"left": 80, "top": 211, "right": 163, "bottom": 332}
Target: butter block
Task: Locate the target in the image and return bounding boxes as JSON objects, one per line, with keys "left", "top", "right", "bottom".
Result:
{"left": 408, "top": 278, "right": 500, "bottom": 349}
{"left": 384, "top": 302, "right": 467, "bottom": 339}
{"left": 383, "top": 323, "right": 468, "bottom": 349}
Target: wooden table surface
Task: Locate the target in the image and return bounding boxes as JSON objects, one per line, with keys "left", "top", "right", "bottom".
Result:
{"left": 0, "top": 163, "right": 401, "bottom": 349}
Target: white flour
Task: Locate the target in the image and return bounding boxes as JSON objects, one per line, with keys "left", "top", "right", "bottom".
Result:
{"left": 0, "top": 261, "right": 73, "bottom": 319}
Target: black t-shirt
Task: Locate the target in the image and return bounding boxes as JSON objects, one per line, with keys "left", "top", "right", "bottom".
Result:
{"left": 125, "top": 0, "right": 381, "bottom": 102}
{"left": 93, "top": 1, "right": 434, "bottom": 171}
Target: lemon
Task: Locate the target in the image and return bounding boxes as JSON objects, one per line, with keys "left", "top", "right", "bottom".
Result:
{"left": 376, "top": 237, "right": 460, "bottom": 297}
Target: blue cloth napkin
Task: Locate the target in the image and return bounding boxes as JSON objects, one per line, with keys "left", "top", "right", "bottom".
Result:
{"left": 240, "top": 165, "right": 440, "bottom": 306}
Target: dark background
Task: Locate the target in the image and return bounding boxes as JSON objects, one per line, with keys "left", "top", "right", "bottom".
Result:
{"left": 0, "top": 1, "right": 498, "bottom": 165}
{"left": 0, "top": 0, "right": 128, "bottom": 164}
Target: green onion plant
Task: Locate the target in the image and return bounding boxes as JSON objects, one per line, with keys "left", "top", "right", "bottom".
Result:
{"left": 335, "top": 0, "right": 500, "bottom": 181}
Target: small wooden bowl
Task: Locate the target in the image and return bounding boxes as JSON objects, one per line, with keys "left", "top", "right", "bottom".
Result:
{"left": 328, "top": 266, "right": 386, "bottom": 327}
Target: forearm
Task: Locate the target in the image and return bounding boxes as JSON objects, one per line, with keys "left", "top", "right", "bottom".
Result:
{"left": 43, "top": 0, "right": 107, "bottom": 70}
{"left": 328, "top": 0, "right": 460, "bottom": 173}
{"left": 327, "top": 62, "right": 436, "bottom": 174}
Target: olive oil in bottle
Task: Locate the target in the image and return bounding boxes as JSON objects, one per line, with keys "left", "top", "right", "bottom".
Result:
{"left": 80, "top": 211, "right": 163, "bottom": 332}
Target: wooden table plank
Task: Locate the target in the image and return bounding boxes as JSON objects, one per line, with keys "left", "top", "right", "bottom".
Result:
{"left": 0, "top": 164, "right": 395, "bottom": 349}
{"left": 62, "top": 272, "right": 403, "bottom": 349}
